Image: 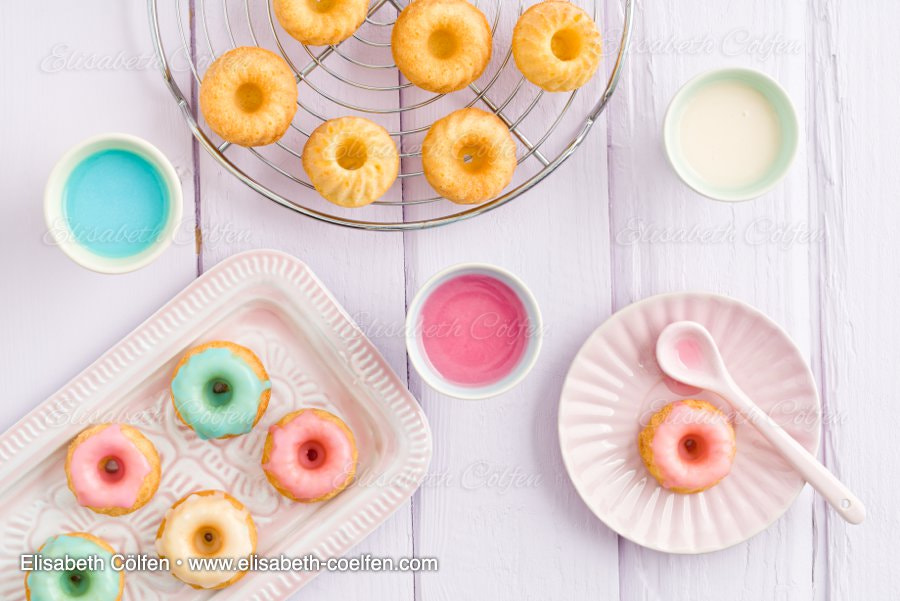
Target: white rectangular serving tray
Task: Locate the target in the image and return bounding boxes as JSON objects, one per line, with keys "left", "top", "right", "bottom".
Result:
{"left": 0, "top": 249, "right": 432, "bottom": 600}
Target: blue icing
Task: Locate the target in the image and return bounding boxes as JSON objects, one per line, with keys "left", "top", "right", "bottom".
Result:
{"left": 62, "top": 149, "right": 170, "bottom": 258}
{"left": 171, "top": 347, "right": 271, "bottom": 439}
{"left": 26, "top": 535, "right": 120, "bottom": 601}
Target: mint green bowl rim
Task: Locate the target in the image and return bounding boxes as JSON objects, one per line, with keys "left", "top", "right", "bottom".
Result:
{"left": 663, "top": 67, "right": 799, "bottom": 203}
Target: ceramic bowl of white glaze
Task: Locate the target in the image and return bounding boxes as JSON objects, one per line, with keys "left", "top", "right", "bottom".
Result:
{"left": 663, "top": 68, "right": 799, "bottom": 202}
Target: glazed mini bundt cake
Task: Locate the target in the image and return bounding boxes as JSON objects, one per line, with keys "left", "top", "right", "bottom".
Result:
{"left": 639, "top": 399, "right": 736, "bottom": 494}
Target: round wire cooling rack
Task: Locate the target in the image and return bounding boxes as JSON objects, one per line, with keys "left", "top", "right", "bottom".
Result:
{"left": 149, "top": 0, "right": 635, "bottom": 231}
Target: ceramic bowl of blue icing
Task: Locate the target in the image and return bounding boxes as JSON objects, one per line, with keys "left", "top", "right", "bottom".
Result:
{"left": 44, "top": 133, "right": 183, "bottom": 274}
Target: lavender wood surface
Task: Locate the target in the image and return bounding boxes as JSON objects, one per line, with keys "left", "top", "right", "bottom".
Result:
{"left": 0, "top": 1, "right": 895, "bottom": 599}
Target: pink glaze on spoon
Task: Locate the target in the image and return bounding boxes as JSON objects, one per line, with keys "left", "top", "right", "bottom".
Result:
{"left": 675, "top": 337, "right": 705, "bottom": 370}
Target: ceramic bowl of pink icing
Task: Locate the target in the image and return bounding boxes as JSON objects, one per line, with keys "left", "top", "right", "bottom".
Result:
{"left": 406, "top": 263, "right": 543, "bottom": 400}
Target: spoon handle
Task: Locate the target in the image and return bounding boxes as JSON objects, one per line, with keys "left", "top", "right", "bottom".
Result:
{"left": 720, "top": 378, "right": 866, "bottom": 525}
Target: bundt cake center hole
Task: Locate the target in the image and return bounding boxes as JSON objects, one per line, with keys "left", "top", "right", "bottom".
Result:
{"left": 551, "top": 28, "right": 582, "bottom": 61}
{"left": 678, "top": 435, "right": 708, "bottom": 462}
{"left": 456, "top": 143, "right": 489, "bottom": 173}
{"left": 298, "top": 440, "right": 327, "bottom": 469}
{"left": 235, "top": 83, "right": 264, "bottom": 113}
{"left": 336, "top": 138, "right": 368, "bottom": 171}
{"left": 98, "top": 455, "right": 125, "bottom": 482}
{"left": 194, "top": 526, "right": 223, "bottom": 555}
{"left": 428, "top": 29, "right": 459, "bottom": 59}
{"left": 61, "top": 571, "right": 90, "bottom": 596}
{"left": 206, "top": 378, "right": 234, "bottom": 407}
{"left": 308, "top": 0, "right": 337, "bottom": 13}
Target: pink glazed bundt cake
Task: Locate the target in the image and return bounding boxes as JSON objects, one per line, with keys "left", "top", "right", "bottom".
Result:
{"left": 639, "top": 399, "right": 736, "bottom": 494}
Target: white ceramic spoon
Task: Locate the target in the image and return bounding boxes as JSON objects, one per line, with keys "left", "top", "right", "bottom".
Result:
{"left": 656, "top": 321, "right": 865, "bottom": 525}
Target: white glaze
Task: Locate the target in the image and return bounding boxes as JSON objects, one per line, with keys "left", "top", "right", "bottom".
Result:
{"left": 677, "top": 80, "right": 782, "bottom": 188}
{"left": 156, "top": 492, "right": 254, "bottom": 589}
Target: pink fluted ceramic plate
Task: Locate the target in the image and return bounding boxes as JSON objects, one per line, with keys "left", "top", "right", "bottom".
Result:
{"left": 558, "top": 292, "right": 820, "bottom": 554}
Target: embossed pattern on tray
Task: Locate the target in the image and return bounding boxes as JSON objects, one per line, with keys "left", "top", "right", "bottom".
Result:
{"left": 0, "top": 249, "right": 432, "bottom": 599}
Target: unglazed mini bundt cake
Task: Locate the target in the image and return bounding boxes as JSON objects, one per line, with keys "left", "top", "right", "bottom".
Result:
{"left": 422, "top": 108, "right": 517, "bottom": 204}
{"left": 513, "top": 0, "right": 603, "bottom": 92}
{"left": 639, "top": 399, "right": 736, "bottom": 494}
{"left": 274, "top": 0, "right": 369, "bottom": 46}
{"left": 200, "top": 46, "right": 298, "bottom": 147}
{"left": 302, "top": 116, "right": 400, "bottom": 207}
{"left": 392, "top": 0, "right": 493, "bottom": 94}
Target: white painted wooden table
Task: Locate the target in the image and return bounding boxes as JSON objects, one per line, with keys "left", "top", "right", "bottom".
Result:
{"left": 2, "top": 1, "right": 897, "bottom": 599}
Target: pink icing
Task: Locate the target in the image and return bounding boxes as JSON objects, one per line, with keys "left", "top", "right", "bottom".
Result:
{"left": 263, "top": 411, "right": 355, "bottom": 501}
{"left": 420, "top": 274, "right": 529, "bottom": 386}
{"left": 69, "top": 425, "right": 152, "bottom": 508}
{"left": 675, "top": 338, "right": 705, "bottom": 370}
{"left": 650, "top": 402, "right": 734, "bottom": 491}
